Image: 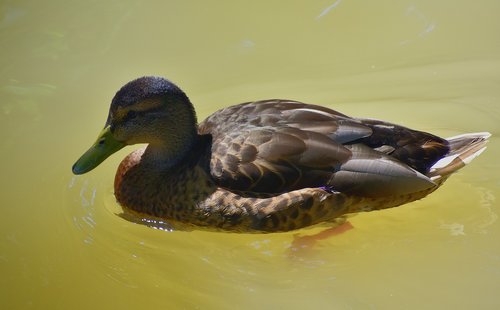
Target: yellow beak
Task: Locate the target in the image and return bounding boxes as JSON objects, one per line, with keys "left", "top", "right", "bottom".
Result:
{"left": 72, "top": 126, "right": 125, "bottom": 175}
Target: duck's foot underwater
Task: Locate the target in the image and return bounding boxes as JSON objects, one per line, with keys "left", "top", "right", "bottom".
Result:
{"left": 289, "top": 218, "right": 354, "bottom": 255}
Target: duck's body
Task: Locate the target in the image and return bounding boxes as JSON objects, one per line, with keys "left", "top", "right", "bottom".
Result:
{"left": 73, "top": 77, "right": 490, "bottom": 232}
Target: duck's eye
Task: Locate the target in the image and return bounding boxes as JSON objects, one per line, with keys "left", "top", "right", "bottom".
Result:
{"left": 125, "top": 110, "right": 138, "bottom": 120}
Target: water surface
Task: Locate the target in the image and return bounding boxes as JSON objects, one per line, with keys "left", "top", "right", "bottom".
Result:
{"left": 1, "top": 1, "right": 499, "bottom": 309}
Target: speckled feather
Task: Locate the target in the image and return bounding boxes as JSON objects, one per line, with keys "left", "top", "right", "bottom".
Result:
{"left": 198, "top": 99, "right": 449, "bottom": 197}
{"left": 74, "top": 77, "right": 490, "bottom": 232}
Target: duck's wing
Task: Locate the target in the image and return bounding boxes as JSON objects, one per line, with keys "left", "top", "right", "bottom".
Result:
{"left": 198, "top": 100, "right": 436, "bottom": 196}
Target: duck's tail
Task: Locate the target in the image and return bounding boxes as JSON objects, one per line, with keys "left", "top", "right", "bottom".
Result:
{"left": 428, "top": 132, "right": 491, "bottom": 180}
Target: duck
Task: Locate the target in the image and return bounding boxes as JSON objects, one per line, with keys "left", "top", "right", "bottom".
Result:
{"left": 72, "top": 76, "right": 490, "bottom": 232}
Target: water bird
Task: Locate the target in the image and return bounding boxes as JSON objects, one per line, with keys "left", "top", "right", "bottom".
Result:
{"left": 72, "top": 76, "right": 490, "bottom": 232}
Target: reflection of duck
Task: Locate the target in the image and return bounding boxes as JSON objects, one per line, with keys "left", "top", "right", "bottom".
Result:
{"left": 72, "top": 76, "right": 490, "bottom": 232}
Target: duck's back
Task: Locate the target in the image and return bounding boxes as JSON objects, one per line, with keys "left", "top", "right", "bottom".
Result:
{"left": 197, "top": 100, "right": 480, "bottom": 198}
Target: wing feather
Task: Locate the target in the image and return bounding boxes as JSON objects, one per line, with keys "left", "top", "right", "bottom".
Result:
{"left": 198, "top": 99, "right": 437, "bottom": 196}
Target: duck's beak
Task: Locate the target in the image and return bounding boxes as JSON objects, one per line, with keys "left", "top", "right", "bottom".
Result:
{"left": 72, "top": 126, "right": 125, "bottom": 175}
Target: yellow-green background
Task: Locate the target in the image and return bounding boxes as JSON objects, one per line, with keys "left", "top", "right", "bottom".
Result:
{"left": 1, "top": 1, "right": 499, "bottom": 309}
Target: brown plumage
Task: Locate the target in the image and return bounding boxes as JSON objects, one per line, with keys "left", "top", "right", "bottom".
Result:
{"left": 72, "top": 76, "right": 490, "bottom": 232}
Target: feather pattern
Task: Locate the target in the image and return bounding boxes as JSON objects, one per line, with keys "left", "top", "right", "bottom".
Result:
{"left": 199, "top": 99, "right": 447, "bottom": 197}
{"left": 72, "top": 77, "right": 490, "bottom": 232}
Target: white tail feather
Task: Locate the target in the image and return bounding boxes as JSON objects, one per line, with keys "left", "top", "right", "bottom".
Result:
{"left": 429, "top": 132, "right": 490, "bottom": 179}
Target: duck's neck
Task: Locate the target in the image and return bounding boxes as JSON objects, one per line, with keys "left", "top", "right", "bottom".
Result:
{"left": 141, "top": 95, "right": 199, "bottom": 171}
{"left": 142, "top": 129, "right": 199, "bottom": 171}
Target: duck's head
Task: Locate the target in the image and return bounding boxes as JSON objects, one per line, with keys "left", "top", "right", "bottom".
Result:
{"left": 72, "top": 76, "right": 197, "bottom": 175}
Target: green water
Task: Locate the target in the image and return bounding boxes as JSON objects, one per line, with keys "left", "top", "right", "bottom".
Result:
{"left": 1, "top": 1, "right": 499, "bottom": 309}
